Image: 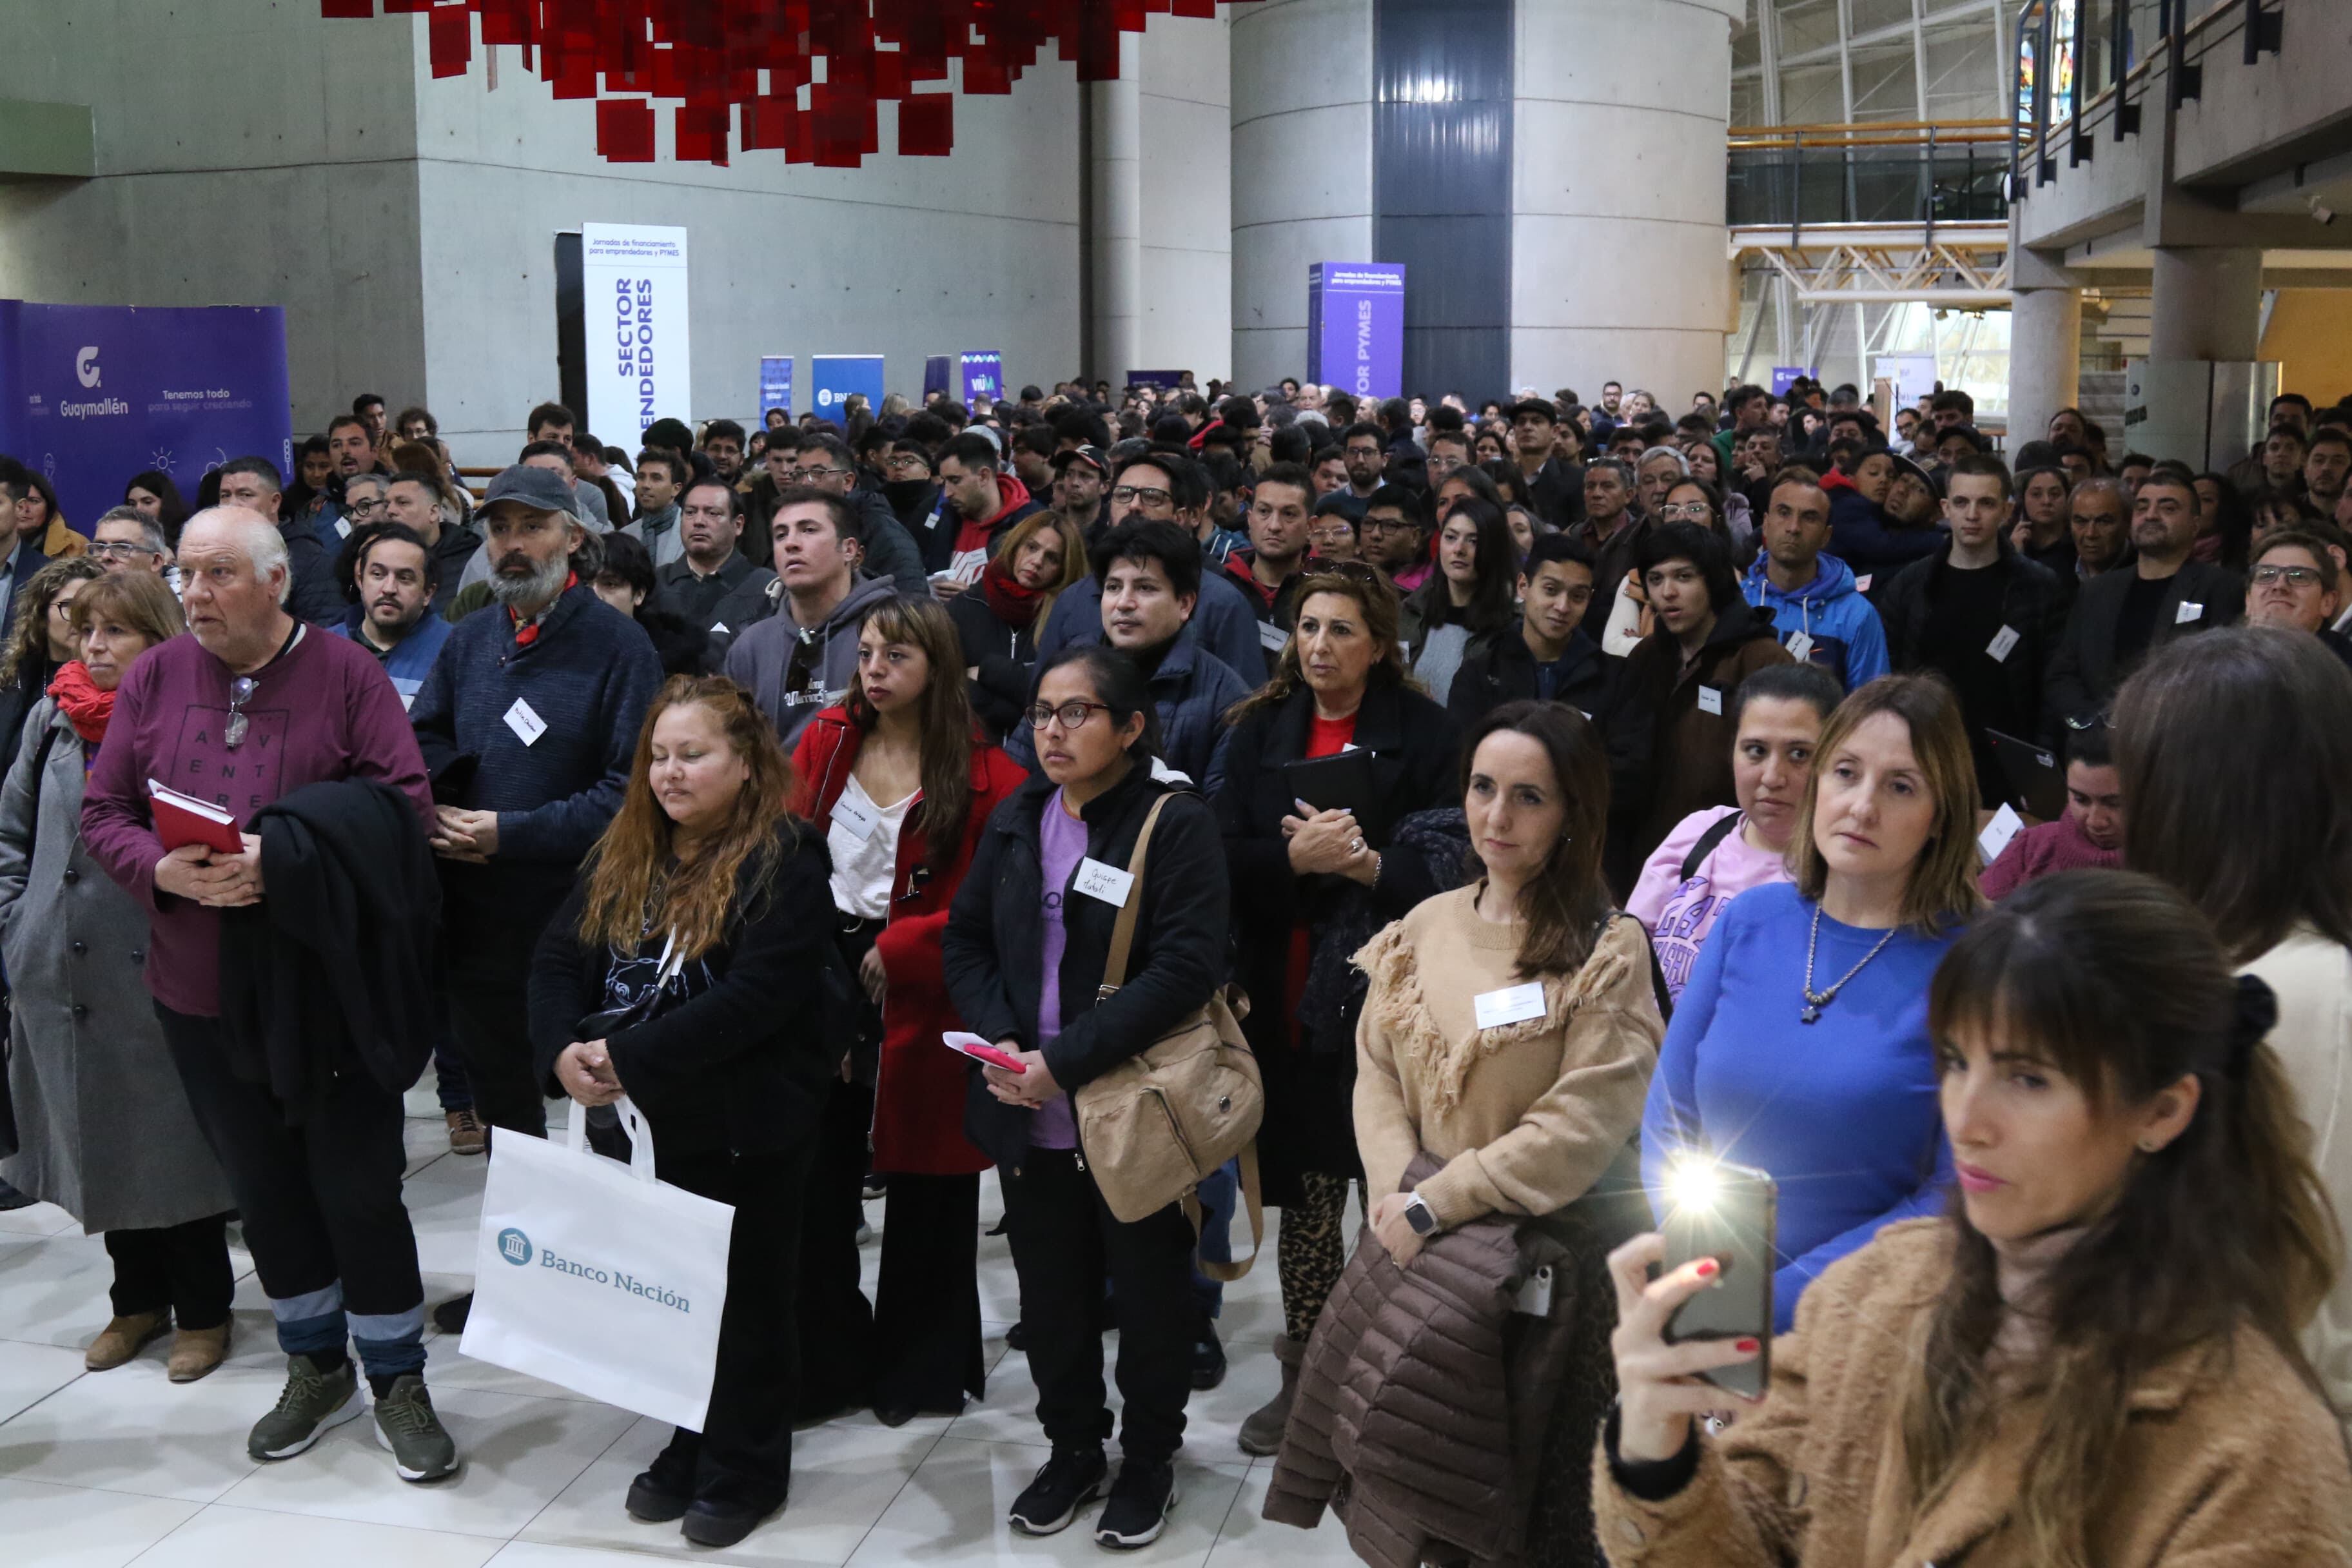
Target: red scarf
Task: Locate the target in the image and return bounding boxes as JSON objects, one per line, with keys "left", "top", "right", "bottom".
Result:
{"left": 46, "top": 660, "right": 115, "bottom": 745}
{"left": 511, "top": 572, "right": 579, "bottom": 647}
{"left": 980, "top": 557, "right": 1047, "bottom": 629}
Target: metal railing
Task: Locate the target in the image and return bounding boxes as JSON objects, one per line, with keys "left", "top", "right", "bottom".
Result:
{"left": 1727, "top": 121, "right": 2013, "bottom": 230}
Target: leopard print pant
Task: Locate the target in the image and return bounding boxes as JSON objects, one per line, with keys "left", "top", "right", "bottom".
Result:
{"left": 1278, "top": 1171, "right": 1364, "bottom": 1343}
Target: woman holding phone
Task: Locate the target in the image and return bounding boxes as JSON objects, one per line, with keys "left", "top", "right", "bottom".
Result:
{"left": 1641, "top": 675, "right": 1981, "bottom": 1330}
{"left": 1598, "top": 871, "right": 2352, "bottom": 1562}
{"left": 532, "top": 676, "right": 837, "bottom": 1548}
{"left": 941, "top": 645, "right": 1228, "bottom": 1549}
{"left": 790, "top": 595, "right": 1026, "bottom": 1426}
{"left": 1215, "top": 566, "right": 1462, "bottom": 1455}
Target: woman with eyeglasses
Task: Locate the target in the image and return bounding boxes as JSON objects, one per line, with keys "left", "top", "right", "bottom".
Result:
{"left": 0, "top": 558, "right": 103, "bottom": 774}
{"left": 1308, "top": 500, "right": 1360, "bottom": 564}
{"left": 941, "top": 644, "right": 1229, "bottom": 1548}
{"left": 1405, "top": 497, "right": 1520, "bottom": 706}
{"left": 1216, "top": 568, "right": 1465, "bottom": 1456}
{"left": 791, "top": 596, "right": 1027, "bottom": 1427}
{"left": 947, "top": 511, "right": 1088, "bottom": 742}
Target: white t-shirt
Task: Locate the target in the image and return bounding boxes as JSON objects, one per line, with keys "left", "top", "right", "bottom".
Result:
{"left": 825, "top": 774, "right": 916, "bottom": 920}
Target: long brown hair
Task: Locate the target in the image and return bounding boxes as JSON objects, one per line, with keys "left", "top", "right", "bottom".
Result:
{"left": 1459, "top": 701, "right": 1611, "bottom": 977}
{"left": 0, "top": 558, "right": 104, "bottom": 687}
{"left": 844, "top": 595, "right": 973, "bottom": 870}
{"left": 1788, "top": 674, "right": 1983, "bottom": 934}
{"left": 578, "top": 676, "right": 800, "bottom": 961}
{"left": 990, "top": 510, "right": 1086, "bottom": 633}
{"left": 1225, "top": 566, "right": 1411, "bottom": 726}
{"left": 2113, "top": 626, "right": 2352, "bottom": 963}
{"left": 1903, "top": 869, "right": 2341, "bottom": 1567}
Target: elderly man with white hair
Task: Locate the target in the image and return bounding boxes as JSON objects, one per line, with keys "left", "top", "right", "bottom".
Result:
{"left": 81, "top": 505, "right": 455, "bottom": 1482}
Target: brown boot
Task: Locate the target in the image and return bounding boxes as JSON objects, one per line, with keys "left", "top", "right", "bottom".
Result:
{"left": 445, "top": 1109, "right": 486, "bottom": 1156}
{"left": 167, "top": 1322, "right": 231, "bottom": 1383}
{"left": 1237, "top": 1331, "right": 1305, "bottom": 1456}
{"left": 85, "top": 1311, "right": 170, "bottom": 1371}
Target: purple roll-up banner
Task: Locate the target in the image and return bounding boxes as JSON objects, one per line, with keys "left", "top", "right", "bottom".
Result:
{"left": 1306, "top": 262, "right": 1406, "bottom": 401}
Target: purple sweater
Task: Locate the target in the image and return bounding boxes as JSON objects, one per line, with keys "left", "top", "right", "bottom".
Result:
{"left": 81, "top": 625, "right": 434, "bottom": 1017}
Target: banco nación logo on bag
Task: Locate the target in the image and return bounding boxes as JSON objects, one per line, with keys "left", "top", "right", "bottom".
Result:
{"left": 498, "top": 1227, "right": 534, "bottom": 1266}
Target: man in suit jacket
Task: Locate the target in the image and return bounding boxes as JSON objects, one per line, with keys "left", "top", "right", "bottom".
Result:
{"left": 0, "top": 467, "right": 52, "bottom": 649}
{"left": 2044, "top": 468, "right": 2244, "bottom": 732}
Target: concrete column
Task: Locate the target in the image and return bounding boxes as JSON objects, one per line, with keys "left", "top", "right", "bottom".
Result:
{"left": 2148, "top": 246, "right": 2264, "bottom": 362}
{"left": 1229, "top": 0, "right": 1375, "bottom": 389}
{"left": 1509, "top": 0, "right": 1745, "bottom": 406}
{"left": 2007, "top": 284, "right": 2082, "bottom": 455}
{"left": 1087, "top": 47, "right": 1143, "bottom": 388}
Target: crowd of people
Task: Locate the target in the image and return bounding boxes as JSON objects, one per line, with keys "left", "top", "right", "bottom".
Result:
{"left": 1, "top": 363, "right": 2349, "bottom": 1562}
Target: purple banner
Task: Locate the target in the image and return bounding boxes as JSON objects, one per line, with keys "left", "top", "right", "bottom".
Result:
{"left": 959, "top": 351, "right": 1003, "bottom": 406}
{"left": 1306, "top": 262, "right": 1405, "bottom": 402}
{"left": 1770, "top": 366, "right": 1817, "bottom": 397}
{"left": 0, "top": 301, "right": 291, "bottom": 535}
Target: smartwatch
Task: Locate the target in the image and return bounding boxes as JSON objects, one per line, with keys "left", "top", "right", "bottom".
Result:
{"left": 1402, "top": 1193, "right": 1439, "bottom": 1237}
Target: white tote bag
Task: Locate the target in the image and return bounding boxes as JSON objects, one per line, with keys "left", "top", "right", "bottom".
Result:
{"left": 460, "top": 1094, "right": 736, "bottom": 1430}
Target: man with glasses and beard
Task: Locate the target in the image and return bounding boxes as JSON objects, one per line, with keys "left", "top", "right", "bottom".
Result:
{"left": 405, "top": 466, "right": 662, "bottom": 1333}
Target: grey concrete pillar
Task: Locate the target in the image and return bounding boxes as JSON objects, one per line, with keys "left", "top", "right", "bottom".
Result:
{"left": 2148, "top": 246, "right": 2264, "bottom": 362}
{"left": 2007, "top": 284, "right": 2082, "bottom": 456}
{"left": 1088, "top": 48, "right": 1144, "bottom": 388}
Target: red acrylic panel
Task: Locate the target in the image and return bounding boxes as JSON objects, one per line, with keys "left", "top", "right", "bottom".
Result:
{"left": 478, "top": 0, "right": 533, "bottom": 46}
{"left": 596, "top": 96, "right": 658, "bottom": 161}
{"left": 676, "top": 103, "right": 730, "bottom": 163}
{"left": 382, "top": 0, "right": 433, "bottom": 14}
{"left": 897, "top": 91, "right": 952, "bottom": 155}
{"left": 427, "top": 3, "right": 473, "bottom": 75}
{"left": 319, "top": 0, "right": 376, "bottom": 16}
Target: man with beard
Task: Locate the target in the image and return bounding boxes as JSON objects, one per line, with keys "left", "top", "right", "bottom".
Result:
{"left": 1044, "top": 444, "right": 1112, "bottom": 545}
{"left": 407, "top": 464, "right": 662, "bottom": 1333}
{"left": 328, "top": 522, "right": 451, "bottom": 709}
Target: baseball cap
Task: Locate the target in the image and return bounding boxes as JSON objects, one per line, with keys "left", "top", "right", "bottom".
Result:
{"left": 1052, "top": 445, "right": 1112, "bottom": 482}
{"left": 480, "top": 464, "right": 580, "bottom": 518}
{"left": 1886, "top": 451, "right": 1944, "bottom": 500}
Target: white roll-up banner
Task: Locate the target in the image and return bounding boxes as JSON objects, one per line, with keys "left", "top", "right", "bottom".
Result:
{"left": 583, "top": 222, "right": 691, "bottom": 444}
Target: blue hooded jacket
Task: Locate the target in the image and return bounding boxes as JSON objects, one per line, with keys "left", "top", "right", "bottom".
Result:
{"left": 1741, "top": 551, "right": 1891, "bottom": 692}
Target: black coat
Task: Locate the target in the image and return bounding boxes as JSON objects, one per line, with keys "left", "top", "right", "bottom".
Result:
{"left": 941, "top": 766, "right": 1228, "bottom": 1173}
{"left": 2043, "top": 560, "right": 2246, "bottom": 736}
{"left": 529, "top": 823, "right": 841, "bottom": 1157}
{"left": 1879, "top": 544, "right": 2072, "bottom": 745}
{"left": 945, "top": 583, "right": 1040, "bottom": 741}
{"left": 1445, "top": 622, "right": 1619, "bottom": 728}
{"left": 217, "top": 779, "right": 440, "bottom": 1122}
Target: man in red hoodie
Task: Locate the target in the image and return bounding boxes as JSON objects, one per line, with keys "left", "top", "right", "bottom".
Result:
{"left": 921, "top": 431, "right": 1041, "bottom": 600}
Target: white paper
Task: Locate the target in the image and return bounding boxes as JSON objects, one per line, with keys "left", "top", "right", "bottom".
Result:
{"left": 1977, "top": 801, "right": 2025, "bottom": 865}
{"left": 1473, "top": 981, "right": 1548, "bottom": 1030}
{"left": 1258, "top": 620, "right": 1289, "bottom": 652}
{"left": 1854, "top": 574, "right": 1874, "bottom": 593}
{"left": 503, "top": 697, "right": 548, "bottom": 747}
{"left": 1072, "top": 857, "right": 1136, "bottom": 907}
{"left": 948, "top": 546, "right": 988, "bottom": 585}
{"left": 829, "top": 792, "right": 880, "bottom": 841}
{"left": 1696, "top": 685, "right": 1724, "bottom": 717}
{"left": 1600, "top": 575, "right": 1645, "bottom": 658}
{"left": 1986, "top": 624, "right": 2021, "bottom": 663}
{"left": 2175, "top": 600, "right": 2204, "bottom": 625}
{"left": 1784, "top": 629, "right": 1815, "bottom": 663}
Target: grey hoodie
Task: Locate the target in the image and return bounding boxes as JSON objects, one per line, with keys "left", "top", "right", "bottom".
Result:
{"left": 720, "top": 571, "right": 900, "bottom": 747}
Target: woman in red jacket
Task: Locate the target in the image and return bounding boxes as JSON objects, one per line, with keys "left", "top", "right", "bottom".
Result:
{"left": 790, "top": 594, "right": 1028, "bottom": 1427}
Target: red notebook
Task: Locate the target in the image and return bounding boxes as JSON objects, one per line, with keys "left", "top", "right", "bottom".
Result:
{"left": 146, "top": 779, "right": 244, "bottom": 856}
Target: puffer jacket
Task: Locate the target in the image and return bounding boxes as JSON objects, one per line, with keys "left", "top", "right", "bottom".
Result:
{"left": 1740, "top": 551, "right": 1890, "bottom": 692}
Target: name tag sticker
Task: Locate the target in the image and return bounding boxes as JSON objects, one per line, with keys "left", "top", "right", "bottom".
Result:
{"left": 1259, "top": 620, "right": 1289, "bottom": 652}
{"left": 1854, "top": 574, "right": 1873, "bottom": 593}
{"left": 1073, "top": 858, "right": 1136, "bottom": 907}
{"left": 1696, "top": 685, "right": 1724, "bottom": 717}
{"left": 710, "top": 620, "right": 729, "bottom": 635}
{"left": 1986, "top": 624, "right": 2021, "bottom": 663}
{"left": 1785, "top": 630, "right": 1816, "bottom": 662}
{"left": 2176, "top": 600, "right": 2204, "bottom": 625}
{"left": 503, "top": 698, "right": 547, "bottom": 747}
{"left": 830, "top": 793, "right": 880, "bottom": 841}
{"left": 1474, "top": 982, "right": 1548, "bottom": 1030}
{"left": 1977, "top": 802, "right": 2025, "bottom": 865}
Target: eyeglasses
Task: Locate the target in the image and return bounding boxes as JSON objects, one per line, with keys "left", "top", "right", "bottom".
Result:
{"left": 2252, "top": 564, "right": 2324, "bottom": 588}
{"left": 225, "top": 676, "right": 257, "bottom": 749}
{"left": 1360, "top": 515, "right": 1416, "bottom": 534}
{"left": 1024, "top": 700, "right": 1114, "bottom": 731}
{"left": 783, "top": 466, "right": 849, "bottom": 483}
{"left": 1658, "top": 501, "right": 1714, "bottom": 521}
{"left": 344, "top": 496, "right": 385, "bottom": 518}
{"left": 883, "top": 455, "right": 929, "bottom": 473}
{"left": 89, "top": 540, "right": 153, "bottom": 559}
{"left": 1110, "top": 486, "right": 1173, "bottom": 509}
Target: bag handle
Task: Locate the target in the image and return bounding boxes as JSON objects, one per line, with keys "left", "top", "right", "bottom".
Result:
{"left": 564, "top": 1092, "right": 660, "bottom": 1186}
{"left": 1184, "top": 1141, "right": 1264, "bottom": 1284}
{"left": 1097, "top": 791, "right": 1173, "bottom": 997}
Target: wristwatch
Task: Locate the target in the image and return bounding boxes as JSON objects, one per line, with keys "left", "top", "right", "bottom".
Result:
{"left": 1402, "top": 1193, "right": 1439, "bottom": 1237}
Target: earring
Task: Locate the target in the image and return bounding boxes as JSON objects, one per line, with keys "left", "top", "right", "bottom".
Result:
{"left": 2138, "top": 1139, "right": 2160, "bottom": 1153}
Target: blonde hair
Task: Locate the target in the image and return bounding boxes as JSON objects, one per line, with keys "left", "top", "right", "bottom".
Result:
{"left": 991, "top": 510, "right": 1087, "bottom": 631}
{"left": 1788, "top": 674, "right": 1984, "bottom": 934}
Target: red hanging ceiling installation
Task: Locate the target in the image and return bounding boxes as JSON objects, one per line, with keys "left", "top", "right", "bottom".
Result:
{"left": 319, "top": 1, "right": 1248, "bottom": 168}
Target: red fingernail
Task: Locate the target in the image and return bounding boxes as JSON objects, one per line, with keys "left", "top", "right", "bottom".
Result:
{"left": 1694, "top": 1259, "right": 1718, "bottom": 1279}
{"left": 1736, "top": 1338, "right": 1760, "bottom": 1353}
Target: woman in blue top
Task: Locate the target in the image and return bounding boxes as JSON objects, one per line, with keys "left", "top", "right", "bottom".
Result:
{"left": 1642, "top": 674, "right": 1983, "bottom": 1331}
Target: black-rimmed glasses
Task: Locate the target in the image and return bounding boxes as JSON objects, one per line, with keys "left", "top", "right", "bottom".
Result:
{"left": 1024, "top": 700, "right": 1113, "bottom": 731}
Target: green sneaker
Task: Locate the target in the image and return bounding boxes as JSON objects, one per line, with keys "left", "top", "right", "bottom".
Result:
{"left": 372, "top": 1375, "right": 460, "bottom": 1482}
{"left": 248, "top": 1353, "right": 365, "bottom": 1461}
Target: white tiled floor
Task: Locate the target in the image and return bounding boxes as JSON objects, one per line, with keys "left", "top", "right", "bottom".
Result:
{"left": 0, "top": 1102, "right": 1366, "bottom": 1567}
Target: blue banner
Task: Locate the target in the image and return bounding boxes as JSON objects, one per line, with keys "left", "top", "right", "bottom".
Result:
{"left": 759, "top": 355, "right": 792, "bottom": 420}
{"left": 810, "top": 355, "right": 887, "bottom": 424}
{"left": 959, "top": 351, "right": 1003, "bottom": 406}
{"left": 0, "top": 301, "right": 291, "bottom": 534}
{"left": 923, "top": 355, "right": 953, "bottom": 400}
{"left": 1770, "top": 366, "right": 1817, "bottom": 397}
{"left": 1307, "top": 262, "right": 1406, "bottom": 401}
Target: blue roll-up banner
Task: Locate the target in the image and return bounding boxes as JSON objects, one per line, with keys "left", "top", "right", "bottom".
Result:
{"left": 959, "top": 351, "right": 1003, "bottom": 405}
{"left": 811, "top": 355, "right": 887, "bottom": 422}
{"left": 759, "top": 355, "right": 793, "bottom": 420}
{"left": 0, "top": 300, "right": 291, "bottom": 534}
{"left": 1770, "top": 366, "right": 1817, "bottom": 397}
{"left": 923, "top": 355, "right": 953, "bottom": 400}
{"left": 1306, "top": 262, "right": 1406, "bottom": 400}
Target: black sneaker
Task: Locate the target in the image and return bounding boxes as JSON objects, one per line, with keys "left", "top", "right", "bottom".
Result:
{"left": 1008, "top": 1445, "right": 1108, "bottom": 1536}
{"left": 1094, "top": 1458, "right": 1177, "bottom": 1550}
{"left": 0, "top": 1178, "right": 34, "bottom": 1212}
{"left": 1188, "top": 1325, "right": 1226, "bottom": 1391}
{"left": 431, "top": 1293, "right": 472, "bottom": 1335}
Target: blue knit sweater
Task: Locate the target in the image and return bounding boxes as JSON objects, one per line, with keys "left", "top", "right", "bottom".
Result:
{"left": 407, "top": 584, "right": 663, "bottom": 865}
{"left": 1641, "top": 881, "right": 1959, "bottom": 1331}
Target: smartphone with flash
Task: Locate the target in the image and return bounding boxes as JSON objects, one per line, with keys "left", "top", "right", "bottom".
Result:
{"left": 1657, "top": 1158, "right": 1777, "bottom": 1400}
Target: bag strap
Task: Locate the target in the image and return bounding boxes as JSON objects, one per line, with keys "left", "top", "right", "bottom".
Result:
{"left": 1679, "top": 810, "right": 1743, "bottom": 883}
{"left": 1183, "top": 1142, "right": 1264, "bottom": 1283}
{"left": 1097, "top": 790, "right": 1173, "bottom": 997}
{"left": 565, "top": 1092, "right": 660, "bottom": 1184}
